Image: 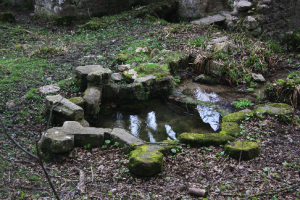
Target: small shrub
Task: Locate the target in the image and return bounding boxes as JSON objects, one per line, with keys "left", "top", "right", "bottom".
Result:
{"left": 232, "top": 99, "right": 254, "bottom": 109}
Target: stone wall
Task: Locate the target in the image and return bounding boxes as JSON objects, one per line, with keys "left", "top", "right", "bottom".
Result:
{"left": 232, "top": 0, "right": 300, "bottom": 38}
{"left": 178, "top": 0, "right": 229, "bottom": 18}
{"left": 34, "top": 0, "right": 154, "bottom": 17}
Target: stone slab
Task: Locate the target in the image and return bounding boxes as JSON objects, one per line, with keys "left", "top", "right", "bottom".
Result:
{"left": 191, "top": 14, "right": 225, "bottom": 25}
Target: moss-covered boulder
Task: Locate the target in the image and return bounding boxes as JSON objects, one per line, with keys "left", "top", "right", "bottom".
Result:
{"left": 221, "top": 122, "right": 240, "bottom": 137}
{"left": 222, "top": 109, "right": 254, "bottom": 123}
{"left": 254, "top": 103, "right": 293, "bottom": 116}
{"left": 178, "top": 133, "right": 235, "bottom": 147}
{"left": 69, "top": 97, "right": 86, "bottom": 108}
{"left": 224, "top": 141, "right": 260, "bottom": 160}
{"left": 128, "top": 145, "right": 164, "bottom": 176}
{"left": 116, "top": 53, "right": 134, "bottom": 64}
{"left": 0, "top": 12, "right": 15, "bottom": 23}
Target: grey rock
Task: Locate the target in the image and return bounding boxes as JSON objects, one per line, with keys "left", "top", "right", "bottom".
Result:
{"left": 243, "top": 16, "right": 258, "bottom": 30}
{"left": 211, "top": 36, "right": 228, "bottom": 44}
{"left": 254, "top": 103, "right": 294, "bottom": 116}
{"left": 214, "top": 42, "right": 229, "bottom": 53}
{"left": 45, "top": 94, "right": 84, "bottom": 122}
{"left": 135, "top": 46, "right": 152, "bottom": 54}
{"left": 110, "top": 128, "right": 145, "bottom": 153}
{"left": 77, "top": 118, "right": 90, "bottom": 127}
{"left": 83, "top": 87, "right": 101, "bottom": 115}
{"left": 191, "top": 14, "right": 225, "bottom": 25}
{"left": 193, "top": 74, "right": 217, "bottom": 85}
{"left": 150, "top": 48, "right": 161, "bottom": 59}
{"left": 72, "top": 127, "right": 112, "bottom": 147}
{"left": 69, "top": 97, "right": 86, "bottom": 108}
{"left": 118, "top": 64, "right": 130, "bottom": 72}
{"left": 103, "top": 83, "right": 119, "bottom": 98}
{"left": 236, "top": 0, "right": 252, "bottom": 12}
{"left": 209, "top": 60, "right": 223, "bottom": 77}
{"left": 257, "top": 3, "right": 271, "bottom": 14}
{"left": 252, "top": 73, "right": 265, "bottom": 82}
{"left": 122, "top": 69, "right": 138, "bottom": 83}
{"left": 39, "top": 84, "right": 60, "bottom": 95}
{"left": 135, "top": 75, "right": 156, "bottom": 83}
{"left": 87, "top": 67, "right": 112, "bottom": 85}
{"left": 76, "top": 65, "right": 104, "bottom": 80}
{"left": 111, "top": 73, "right": 122, "bottom": 82}
{"left": 6, "top": 100, "right": 16, "bottom": 109}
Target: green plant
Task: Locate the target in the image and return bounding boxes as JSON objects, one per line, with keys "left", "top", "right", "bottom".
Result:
{"left": 102, "top": 140, "right": 111, "bottom": 148}
{"left": 232, "top": 99, "right": 254, "bottom": 109}
{"left": 84, "top": 143, "right": 91, "bottom": 149}
{"left": 187, "top": 35, "right": 209, "bottom": 47}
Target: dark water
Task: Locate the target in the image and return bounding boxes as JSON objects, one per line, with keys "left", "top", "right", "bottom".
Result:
{"left": 94, "top": 102, "right": 215, "bottom": 142}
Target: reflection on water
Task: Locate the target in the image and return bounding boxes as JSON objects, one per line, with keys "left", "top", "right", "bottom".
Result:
{"left": 95, "top": 102, "right": 214, "bottom": 142}
{"left": 194, "top": 87, "right": 221, "bottom": 131}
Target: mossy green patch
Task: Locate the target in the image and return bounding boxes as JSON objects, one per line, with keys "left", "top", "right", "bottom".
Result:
{"left": 79, "top": 18, "right": 107, "bottom": 30}
{"left": 224, "top": 141, "right": 260, "bottom": 160}
{"left": 178, "top": 133, "right": 235, "bottom": 147}
{"left": 116, "top": 53, "right": 134, "bottom": 64}
{"left": 221, "top": 122, "right": 240, "bottom": 137}
{"left": 222, "top": 110, "right": 254, "bottom": 123}
{"left": 69, "top": 97, "right": 85, "bottom": 107}
{"left": 128, "top": 145, "right": 164, "bottom": 176}
{"left": 254, "top": 103, "right": 293, "bottom": 116}
{"left": 135, "top": 63, "right": 170, "bottom": 79}
{"left": 0, "top": 12, "right": 15, "bottom": 23}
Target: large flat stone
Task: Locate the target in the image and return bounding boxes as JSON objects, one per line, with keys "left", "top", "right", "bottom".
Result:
{"left": 76, "top": 65, "right": 104, "bottom": 79}
{"left": 87, "top": 67, "right": 112, "bottom": 85}
{"left": 191, "top": 14, "right": 225, "bottom": 25}
{"left": 45, "top": 94, "right": 84, "bottom": 122}
{"left": 110, "top": 128, "right": 145, "bottom": 152}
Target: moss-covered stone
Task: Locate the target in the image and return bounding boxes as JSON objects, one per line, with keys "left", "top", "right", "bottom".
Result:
{"left": 116, "top": 53, "right": 134, "bottom": 64}
{"left": 0, "top": 12, "right": 15, "bottom": 23}
{"left": 178, "top": 133, "right": 235, "bottom": 147}
{"left": 224, "top": 141, "right": 260, "bottom": 160}
{"left": 69, "top": 97, "right": 86, "bottom": 108}
{"left": 221, "top": 122, "right": 240, "bottom": 137}
{"left": 128, "top": 145, "right": 164, "bottom": 176}
{"left": 254, "top": 103, "right": 294, "bottom": 116}
{"left": 222, "top": 109, "right": 254, "bottom": 123}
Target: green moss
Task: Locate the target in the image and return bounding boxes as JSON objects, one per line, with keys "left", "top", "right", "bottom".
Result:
{"left": 128, "top": 145, "right": 164, "bottom": 176}
{"left": 178, "top": 133, "right": 235, "bottom": 147}
{"left": 78, "top": 17, "right": 107, "bottom": 30}
{"left": 224, "top": 141, "right": 260, "bottom": 160}
{"left": 116, "top": 53, "right": 134, "bottom": 64}
{"left": 221, "top": 122, "right": 240, "bottom": 137}
{"left": 135, "top": 63, "right": 170, "bottom": 79}
{"left": 222, "top": 110, "right": 253, "bottom": 123}
{"left": 54, "top": 15, "right": 76, "bottom": 25}
{"left": 69, "top": 97, "right": 85, "bottom": 107}
{"left": 0, "top": 12, "right": 15, "bottom": 23}
{"left": 254, "top": 103, "right": 293, "bottom": 116}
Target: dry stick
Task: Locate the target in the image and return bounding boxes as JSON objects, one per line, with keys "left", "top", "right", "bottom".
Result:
{"left": 73, "top": 167, "right": 86, "bottom": 194}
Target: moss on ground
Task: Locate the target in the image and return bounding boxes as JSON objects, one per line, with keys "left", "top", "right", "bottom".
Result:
{"left": 222, "top": 110, "right": 254, "bottom": 123}
{"left": 178, "top": 133, "right": 235, "bottom": 147}
{"left": 224, "top": 141, "right": 260, "bottom": 160}
{"left": 79, "top": 18, "right": 107, "bottom": 30}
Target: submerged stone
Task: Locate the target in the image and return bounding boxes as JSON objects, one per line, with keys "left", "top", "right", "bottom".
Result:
{"left": 224, "top": 141, "right": 260, "bottom": 160}
{"left": 178, "top": 133, "right": 235, "bottom": 147}
{"left": 128, "top": 145, "right": 164, "bottom": 176}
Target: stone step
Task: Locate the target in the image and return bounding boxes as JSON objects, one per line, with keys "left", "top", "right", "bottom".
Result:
{"left": 191, "top": 14, "right": 226, "bottom": 25}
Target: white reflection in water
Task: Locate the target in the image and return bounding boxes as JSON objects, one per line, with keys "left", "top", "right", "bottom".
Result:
{"left": 197, "top": 105, "right": 220, "bottom": 131}
{"left": 165, "top": 125, "right": 176, "bottom": 140}
{"left": 148, "top": 130, "right": 156, "bottom": 143}
{"left": 194, "top": 88, "right": 219, "bottom": 103}
{"left": 129, "top": 115, "right": 141, "bottom": 137}
{"left": 146, "top": 111, "right": 157, "bottom": 131}
{"left": 113, "top": 112, "right": 124, "bottom": 128}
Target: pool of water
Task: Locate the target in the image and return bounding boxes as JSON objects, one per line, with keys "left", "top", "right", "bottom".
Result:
{"left": 93, "top": 102, "right": 216, "bottom": 142}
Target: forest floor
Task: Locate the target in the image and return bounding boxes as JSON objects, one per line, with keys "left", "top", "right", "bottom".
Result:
{"left": 0, "top": 5, "right": 300, "bottom": 200}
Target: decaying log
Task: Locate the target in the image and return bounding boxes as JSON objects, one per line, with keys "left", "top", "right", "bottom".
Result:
{"left": 188, "top": 188, "right": 207, "bottom": 197}
{"left": 72, "top": 167, "right": 86, "bottom": 194}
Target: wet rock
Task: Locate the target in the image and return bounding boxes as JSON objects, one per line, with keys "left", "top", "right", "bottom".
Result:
{"left": 122, "top": 69, "right": 138, "bottom": 83}
{"left": 193, "top": 74, "right": 217, "bottom": 85}
{"left": 191, "top": 14, "right": 225, "bottom": 25}
{"left": 252, "top": 73, "right": 265, "bottom": 82}
{"left": 39, "top": 84, "right": 60, "bottom": 95}
{"left": 224, "top": 141, "right": 260, "bottom": 160}
{"left": 118, "top": 64, "right": 130, "bottom": 72}
{"left": 128, "top": 145, "right": 164, "bottom": 176}
{"left": 69, "top": 97, "right": 86, "bottom": 108}
{"left": 243, "top": 16, "right": 258, "bottom": 30}
{"left": 111, "top": 73, "right": 122, "bottom": 82}
{"left": 83, "top": 87, "right": 101, "bottom": 115}
{"left": 45, "top": 94, "right": 84, "bottom": 123}
{"left": 254, "top": 103, "right": 294, "bottom": 116}
{"left": 178, "top": 133, "right": 235, "bottom": 147}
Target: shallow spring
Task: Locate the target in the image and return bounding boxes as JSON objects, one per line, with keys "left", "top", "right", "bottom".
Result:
{"left": 94, "top": 101, "right": 218, "bottom": 142}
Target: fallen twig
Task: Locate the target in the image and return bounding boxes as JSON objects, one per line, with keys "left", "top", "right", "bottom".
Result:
{"left": 72, "top": 167, "right": 86, "bottom": 194}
